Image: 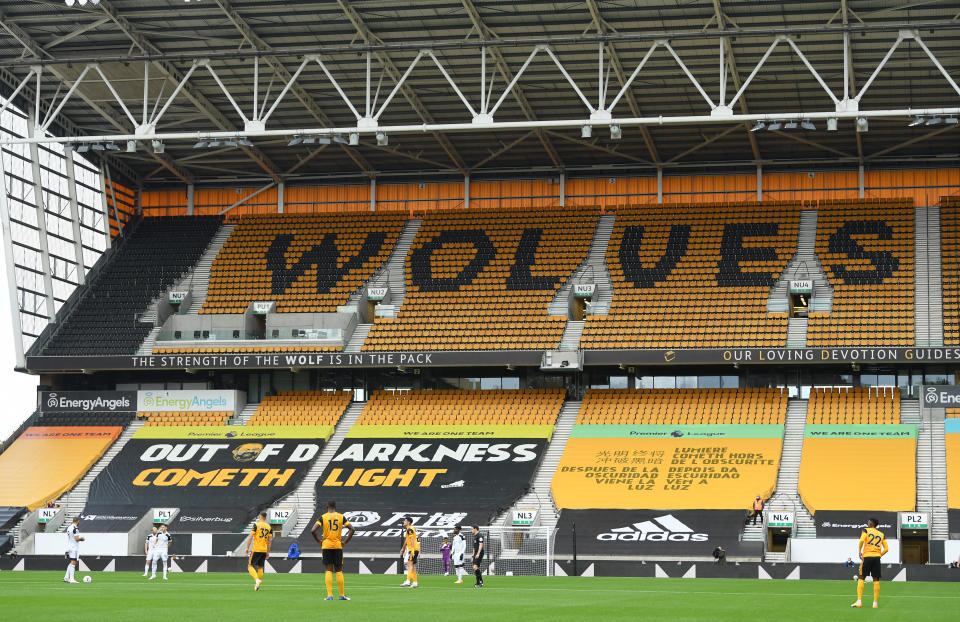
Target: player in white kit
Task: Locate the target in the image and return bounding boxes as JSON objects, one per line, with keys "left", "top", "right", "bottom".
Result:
{"left": 150, "top": 523, "right": 173, "bottom": 580}
{"left": 63, "top": 517, "right": 84, "bottom": 583}
{"left": 143, "top": 525, "right": 158, "bottom": 577}
{"left": 451, "top": 525, "right": 467, "bottom": 584}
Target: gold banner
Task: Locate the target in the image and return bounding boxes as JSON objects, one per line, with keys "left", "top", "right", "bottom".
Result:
{"left": 551, "top": 437, "right": 782, "bottom": 510}
{"left": 133, "top": 425, "right": 334, "bottom": 441}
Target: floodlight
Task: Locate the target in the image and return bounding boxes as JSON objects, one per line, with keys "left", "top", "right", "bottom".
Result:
{"left": 800, "top": 120, "right": 816, "bottom": 130}
{"left": 925, "top": 116, "right": 943, "bottom": 126}
{"left": 376, "top": 132, "right": 388, "bottom": 146}
{"left": 581, "top": 124, "right": 592, "bottom": 138}
{"left": 105, "top": 143, "right": 120, "bottom": 151}
{"left": 610, "top": 125, "right": 622, "bottom": 140}
{"left": 237, "top": 138, "right": 254, "bottom": 147}
{"left": 152, "top": 140, "right": 165, "bottom": 153}
{"left": 750, "top": 121, "right": 765, "bottom": 132}
{"left": 193, "top": 141, "right": 208, "bottom": 149}
{"left": 945, "top": 117, "right": 959, "bottom": 125}
{"left": 766, "top": 121, "right": 782, "bottom": 131}
{"left": 783, "top": 121, "right": 798, "bottom": 129}
{"left": 91, "top": 143, "right": 104, "bottom": 151}
{"left": 348, "top": 132, "right": 360, "bottom": 145}
{"left": 826, "top": 118, "right": 838, "bottom": 131}
{"left": 333, "top": 135, "right": 349, "bottom": 145}
{"left": 126, "top": 140, "right": 137, "bottom": 152}
{"left": 76, "top": 144, "right": 90, "bottom": 153}
{"left": 908, "top": 117, "right": 925, "bottom": 127}
{"left": 856, "top": 118, "right": 868, "bottom": 133}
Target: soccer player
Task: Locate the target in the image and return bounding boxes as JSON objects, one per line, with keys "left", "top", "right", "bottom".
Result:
{"left": 245, "top": 511, "right": 273, "bottom": 591}
{"left": 63, "top": 517, "right": 84, "bottom": 584}
{"left": 851, "top": 517, "right": 889, "bottom": 609}
{"left": 451, "top": 525, "right": 467, "bottom": 584}
{"left": 311, "top": 500, "right": 354, "bottom": 601}
{"left": 143, "top": 525, "right": 158, "bottom": 577}
{"left": 400, "top": 516, "right": 420, "bottom": 588}
{"left": 150, "top": 523, "right": 173, "bottom": 580}
{"left": 471, "top": 525, "right": 484, "bottom": 588}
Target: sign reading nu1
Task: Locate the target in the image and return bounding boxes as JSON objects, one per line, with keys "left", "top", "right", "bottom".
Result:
{"left": 789, "top": 280, "right": 812, "bottom": 293}
{"left": 168, "top": 291, "right": 187, "bottom": 304}
{"left": 252, "top": 301, "right": 273, "bottom": 315}
{"left": 921, "top": 385, "right": 960, "bottom": 408}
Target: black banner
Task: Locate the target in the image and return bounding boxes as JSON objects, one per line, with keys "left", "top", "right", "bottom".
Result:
{"left": 78, "top": 505, "right": 148, "bottom": 532}
{"left": 307, "top": 437, "right": 546, "bottom": 552}
{"left": 921, "top": 385, "right": 960, "bottom": 408}
{"left": 299, "top": 505, "right": 491, "bottom": 553}
{"left": 166, "top": 507, "right": 252, "bottom": 533}
{"left": 87, "top": 437, "right": 325, "bottom": 518}
{"left": 41, "top": 391, "right": 136, "bottom": 413}
{"left": 554, "top": 509, "right": 756, "bottom": 557}
{"left": 26, "top": 346, "right": 960, "bottom": 372}
{"left": 949, "top": 509, "right": 960, "bottom": 539}
{"left": 813, "top": 511, "right": 898, "bottom": 537}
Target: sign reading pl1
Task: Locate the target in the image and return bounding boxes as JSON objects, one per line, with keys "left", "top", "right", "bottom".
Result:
{"left": 153, "top": 508, "right": 176, "bottom": 524}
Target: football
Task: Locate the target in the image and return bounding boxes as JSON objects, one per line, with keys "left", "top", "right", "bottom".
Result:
{"left": 82, "top": 576, "right": 92, "bottom": 583}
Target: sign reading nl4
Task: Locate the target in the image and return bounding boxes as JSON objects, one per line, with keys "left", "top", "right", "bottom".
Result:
{"left": 768, "top": 512, "right": 794, "bottom": 528}
{"left": 901, "top": 512, "right": 928, "bottom": 529}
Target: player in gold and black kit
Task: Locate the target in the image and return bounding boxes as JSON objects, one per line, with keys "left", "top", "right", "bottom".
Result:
{"left": 400, "top": 516, "right": 420, "bottom": 588}
{"left": 851, "top": 518, "right": 889, "bottom": 609}
{"left": 311, "top": 500, "right": 354, "bottom": 601}
{"left": 245, "top": 511, "right": 272, "bottom": 592}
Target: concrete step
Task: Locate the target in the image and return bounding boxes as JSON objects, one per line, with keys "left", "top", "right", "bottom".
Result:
{"left": 345, "top": 324, "right": 372, "bottom": 353}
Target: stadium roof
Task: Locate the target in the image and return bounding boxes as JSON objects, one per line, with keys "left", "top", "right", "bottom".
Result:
{"left": 0, "top": 0, "right": 959, "bottom": 187}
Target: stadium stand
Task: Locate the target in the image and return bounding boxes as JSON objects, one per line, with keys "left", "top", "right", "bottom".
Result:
{"left": 0, "top": 506, "right": 25, "bottom": 532}
{"left": 805, "top": 386, "right": 900, "bottom": 424}
{"left": 0, "top": 426, "right": 121, "bottom": 510}
{"left": 798, "top": 387, "right": 914, "bottom": 513}
{"left": 153, "top": 345, "right": 340, "bottom": 354}
{"left": 355, "top": 388, "right": 565, "bottom": 425}
{"left": 948, "top": 416, "right": 960, "bottom": 510}
{"left": 33, "top": 411, "right": 136, "bottom": 428}
{"left": 581, "top": 202, "right": 799, "bottom": 349}
{"left": 40, "top": 216, "right": 224, "bottom": 356}
{"left": 942, "top": 198, "right": 960, "bottom": 344}
{"left": 806, "top": 199, "right": 915, "bottom": 347}
{"left": 576, "top": 388, "right": 787, "bottom": 424}
{"left": 201, "top": 212, "right": 407, "bottom": 314}
{"left": 363, "top": 207, "right": 598, "bottom": 351}
{"left": 137, "top": 411, "right": 232, "bottom": 426}
{"left": 247, "top": 390, "right": 352, "bottom": 426}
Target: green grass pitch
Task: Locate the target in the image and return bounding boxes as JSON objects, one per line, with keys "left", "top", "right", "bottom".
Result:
{"left": 2, "top": 571, "right": 958, "bottom": 621}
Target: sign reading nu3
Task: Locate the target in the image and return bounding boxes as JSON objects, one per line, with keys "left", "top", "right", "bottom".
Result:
{"left": 137, "top": 390, "right": 239, "bottom": 413}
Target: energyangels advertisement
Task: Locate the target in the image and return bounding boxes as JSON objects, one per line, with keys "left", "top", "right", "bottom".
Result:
{"left": 87, "top": 426, "right": 332, "bottom": 517}
{"left": 551, "top": 425, "right": 783, "bottom": 510}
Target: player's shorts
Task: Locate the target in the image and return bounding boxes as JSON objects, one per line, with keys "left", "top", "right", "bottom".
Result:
{"left": 152, "top": 550, "right": 168, "bottom": 561}
{"left": 473, "top": 553, "right": 484, "bottom": 566}
{"left": 66, "top": 549, "right": 79, "bottom": 560}
{"left": 859, "top": 556, "right": 882, "bottom": 580}
{"left": 406, "top": 550, "right": 419, "bottom": 565}
{"left": 453, "top": 553, "right": 464, "bottom": 567}
{"left": 322, "top": 548, "right": 344, "bottom": 567}
{"left": 249, "top": 551, "right": 267, "bottom": 568}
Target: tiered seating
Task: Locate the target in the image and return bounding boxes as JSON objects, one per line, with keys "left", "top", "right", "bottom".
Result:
{"left": 942, "top": 198, "right": 960, "bottom": 344}
{"left": 0, "top": 506, "right": 25, "bottom": 532}
{"left": 356, "top": 389, "right": 565, "bottom": 425}
{"left": 799, "top": 386, "right": 913, "bottom": 513}
{"left": 806, "top": 387, "right": 900, "bottom": 424}
{"left": 153, "top": 345, "right": 340, "bottom": 354}
{"left": 40, "top": 216, "right": 223, "bottom": 355}
{"left": 138, "top": 411, "right": 232, "bottom": 426}
{"left": 581, "top": 202, "right": 799, "bottom": 349}
{"left": 202, "top": 212, "right": 407, "bottom": 314}
{"left": 576, "top": 388, "right": 787, "bottom": 424}
{"left": 247, "top": 391, "right": 352, "bottom": 426}
{"left": 364, "top": 207, "right": 599, "bottom": 351}
{"left": 35, "top": 411, "right": 136, "bottom": 427}
{"left": 806, "top": 199, "right": 914, "bottom": 346}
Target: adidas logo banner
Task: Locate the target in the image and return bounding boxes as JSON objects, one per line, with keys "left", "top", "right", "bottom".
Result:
{"left": 555, "top": 509, "right": 763, "bottom": 557}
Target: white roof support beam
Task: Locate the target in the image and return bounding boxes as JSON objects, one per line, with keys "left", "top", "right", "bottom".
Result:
{"left": 0, "top": 151, "right": 26, "bottom": 368}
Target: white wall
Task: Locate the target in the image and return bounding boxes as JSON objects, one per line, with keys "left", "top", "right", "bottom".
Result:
{"left": 34, "top": 532, "right": 128, "bottom": 556}
{"left": 945, "top": 540, "right": 960, "bottom": 565}
{"left": 790, "top": 538, "right": 900, "bottom": 564}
